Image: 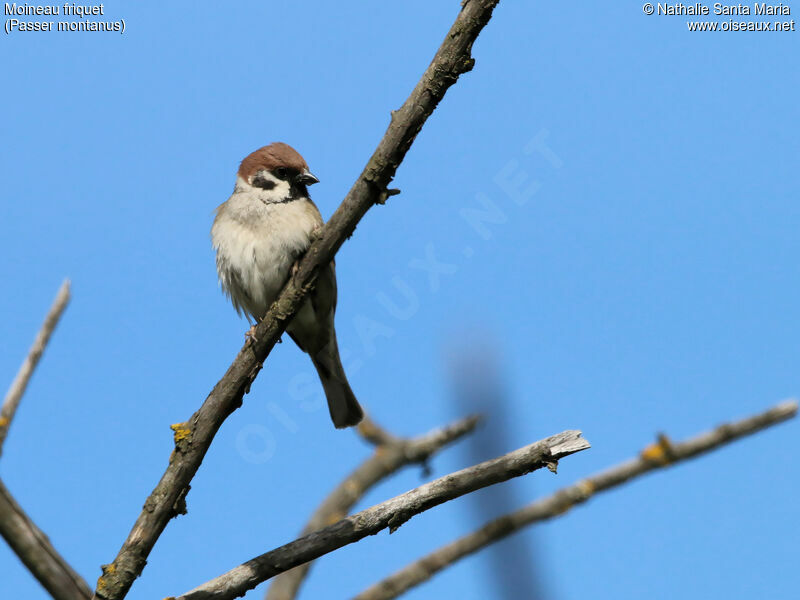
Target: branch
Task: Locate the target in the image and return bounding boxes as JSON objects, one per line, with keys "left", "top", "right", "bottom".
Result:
{"left": 94, "top": 2, "right": 501, "bottom": 598}
{"left": 0, "top": 478, "right": 91, "bottom": 600}
{"left": 0, "top": 280, "right": 87, "bottom": 598}
{"left": 0, "top": 279, "right": 70, "bottom": 457}
{"left": 265, "top": 415, "right": 481, "bottom": 600}
{"left": 173, "top": 430, "right": 590, "bottom": 600}
{"left": 354, "top": 400, "right": 798, "bottom": 600}
{"left": 356, "top": 415, "right": 402, "bottom": 447}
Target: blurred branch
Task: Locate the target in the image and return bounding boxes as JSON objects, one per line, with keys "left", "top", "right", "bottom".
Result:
{"left": 265, "top": 415, "right": 481, "bottom": 600}
{"left": 174, "top": 429, "right": 590, "bottom": 600}
{"left": 94, "top": 2, "right": 502, "bottom": 598}
{"left": 0, "top": 478, "right": 91, "bottom": 600}
{"left": 0, "top": 279, "right": 70, "bottom": 457}
{"left": 354, "top": 400, "right": 798, "bottom": 600}
{"left": 356, "top": 415, "right": 402, "bottom": 447}
{"left": 447, "top": 344, "right": 547, "bottom": 599}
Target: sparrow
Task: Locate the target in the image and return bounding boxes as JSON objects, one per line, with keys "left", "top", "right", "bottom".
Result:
{"left": 211, "top": 142, "right": 364, "bottom": 429}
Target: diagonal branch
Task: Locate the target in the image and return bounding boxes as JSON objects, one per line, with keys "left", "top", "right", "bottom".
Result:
{"left": 0, "top": 478, "right": 92, "bottom": 600}
{"left": 355, "top": 415, "right": 403, "bottom": 447}
{"left": 0, "top": 279, "right": 71, "bottom": 457}
{"left": 173, "top": 429, "right": 590, "bottom": 600}
{"left": 0, "top": 279, "right": 87, "bottom": 598}
{"left": 353, "top": 400, "right": 798, "bottom": 600}
{"left": 94, "top": 2, "right": 502, "bottom": 598}
{"left": 265, "top": 415, "right": 481, "bottom": 600}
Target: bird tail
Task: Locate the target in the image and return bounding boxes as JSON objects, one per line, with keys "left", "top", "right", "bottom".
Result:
{"left": 310, "top": 339, "right": 364, "bottom": 429}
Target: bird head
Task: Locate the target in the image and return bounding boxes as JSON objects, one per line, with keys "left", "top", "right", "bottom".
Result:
{"left": 237, "top": 142, "right": 319, "bottom": 202}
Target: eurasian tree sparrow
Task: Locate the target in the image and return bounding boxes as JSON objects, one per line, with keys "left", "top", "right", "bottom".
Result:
{"left": 211, "top": 142, "right": 364, "bottom": 429}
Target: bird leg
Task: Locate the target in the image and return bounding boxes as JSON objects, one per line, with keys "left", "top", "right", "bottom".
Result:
{"left": 244, "top": 323, "right": 258, "bottom": 345}
{"left": 309, "top": 223, "right": 324, "bottom": 242}
{"left": 246, "top": 320, "right": 283, "bottom": 346}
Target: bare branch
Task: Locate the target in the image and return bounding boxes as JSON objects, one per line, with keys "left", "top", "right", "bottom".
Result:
{"left": 0, "top": 280, "right": 88, "bottom": 598}
{"left": 354, "top": 400, "right": 798, "bottom": 600}
{"left": 0, "top": 478, "right": 91, "bottom": 600}
{"left": 173, "top": 429, "right": 590, "bottom": 600}
{"left": 265, "top": 415, "right": 481, "bottom": 600}
{"left": 356, "top": 415, "right": 402, "bottom": 447}
{"left": 94, "top": 2, "right": 502, "bottom": 598}
{"left": 0, "top": 279, "right": 71, "bottom": 457}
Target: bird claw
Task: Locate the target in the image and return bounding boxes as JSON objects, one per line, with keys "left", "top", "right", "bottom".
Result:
{"left": 246, "top": 325, "right": 283, "bottom": 346}
{"left": 309, "top": 224, "right": 323, "bottom": 241}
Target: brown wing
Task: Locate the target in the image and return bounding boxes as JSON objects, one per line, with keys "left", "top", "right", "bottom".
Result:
{"left": 312, "top": 260, "right": 337, "bottom": 320}
{"left": 286, "top": 260, "right": 337, "bottom": 354}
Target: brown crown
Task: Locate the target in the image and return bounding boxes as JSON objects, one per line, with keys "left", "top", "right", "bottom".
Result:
{"left": 237, "top": 142, "right": 309, "bottom": 180}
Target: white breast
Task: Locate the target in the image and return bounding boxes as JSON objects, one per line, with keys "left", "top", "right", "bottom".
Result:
{"left": 212, "top": 191, "right": 322, "bottom": 320}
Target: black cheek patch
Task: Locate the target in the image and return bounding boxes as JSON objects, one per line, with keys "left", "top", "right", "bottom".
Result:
{"left": 252, "top": 175, "right": 276, "bottom": 191}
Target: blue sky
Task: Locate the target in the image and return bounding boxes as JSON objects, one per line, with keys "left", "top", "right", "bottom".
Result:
{"left": 2, "top": 1, "right": 798, "bottom": 599}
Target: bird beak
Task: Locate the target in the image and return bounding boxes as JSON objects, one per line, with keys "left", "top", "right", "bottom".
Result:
{"left": 296, "top": 169, "right": 320, "bottom": 186}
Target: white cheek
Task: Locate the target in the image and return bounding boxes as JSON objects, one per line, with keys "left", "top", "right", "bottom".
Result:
{"left": 244, "top": 171, "right": 291, "bottom": 200}
{"left": 234, "top": 171, "right": 291, "bottom": 203}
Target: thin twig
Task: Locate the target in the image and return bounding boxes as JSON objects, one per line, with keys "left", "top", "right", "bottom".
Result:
{"left": 265, "top": 415, "right": 481, "bottom": 600}
{"left": 0, "top": 478, "right": 91, "bottom": 600}
{"left": 0, "top": 279, "right": 71, "bottom": 457}
{"left": 94, "top": 2, "right": 502, "bottom": 598}
{"left": 172, "top": 429, "right": 590, "bottom": 600}
{"left": 353, "top": 400, "right": 798, "bottom": 600}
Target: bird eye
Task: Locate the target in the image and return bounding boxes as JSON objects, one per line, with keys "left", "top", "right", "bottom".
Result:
{"left": 274, "top": 167, "right": 288, "bottom": 179}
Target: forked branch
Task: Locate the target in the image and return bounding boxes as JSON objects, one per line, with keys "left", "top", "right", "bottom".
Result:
{"left": 353, "top": 400, "right": 798, "bottom": 600}
{"left": 174, "top": 429, "right": 589, "bottom": 600}
{"left": 265, "top": 415, "right": 481, "bottom": 600}
{"left": 94, "top": 2, "right": 502, "bottom": 598}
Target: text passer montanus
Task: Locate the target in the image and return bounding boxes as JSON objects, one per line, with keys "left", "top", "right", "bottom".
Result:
{"left": 211, "top": 142, "right": 364, "bottom": 429}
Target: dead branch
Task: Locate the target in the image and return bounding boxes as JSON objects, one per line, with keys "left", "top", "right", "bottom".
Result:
{"left": 0, "top": 279, "right": 70, "bottom": 456}
{"left": 353, "top": 400, "right": 798, "bottom": 600}
{"left": 265, "top": 415, "right": 481, "bottom": 600}
{"left": 94, "top": 2, "right": 502, "bottom": 598}
{"left": 173, "top": 429, "right": 590, "bottom": 600}
{"left": 0, "top": 479, "right": 91, "bottom": 600}
{"left": 0, "top": 280, "right": 89, "bottom": 599}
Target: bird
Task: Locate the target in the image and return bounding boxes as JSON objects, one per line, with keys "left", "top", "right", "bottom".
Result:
{"left": 211, "top": 142, "right": 364, "bottom": 429}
